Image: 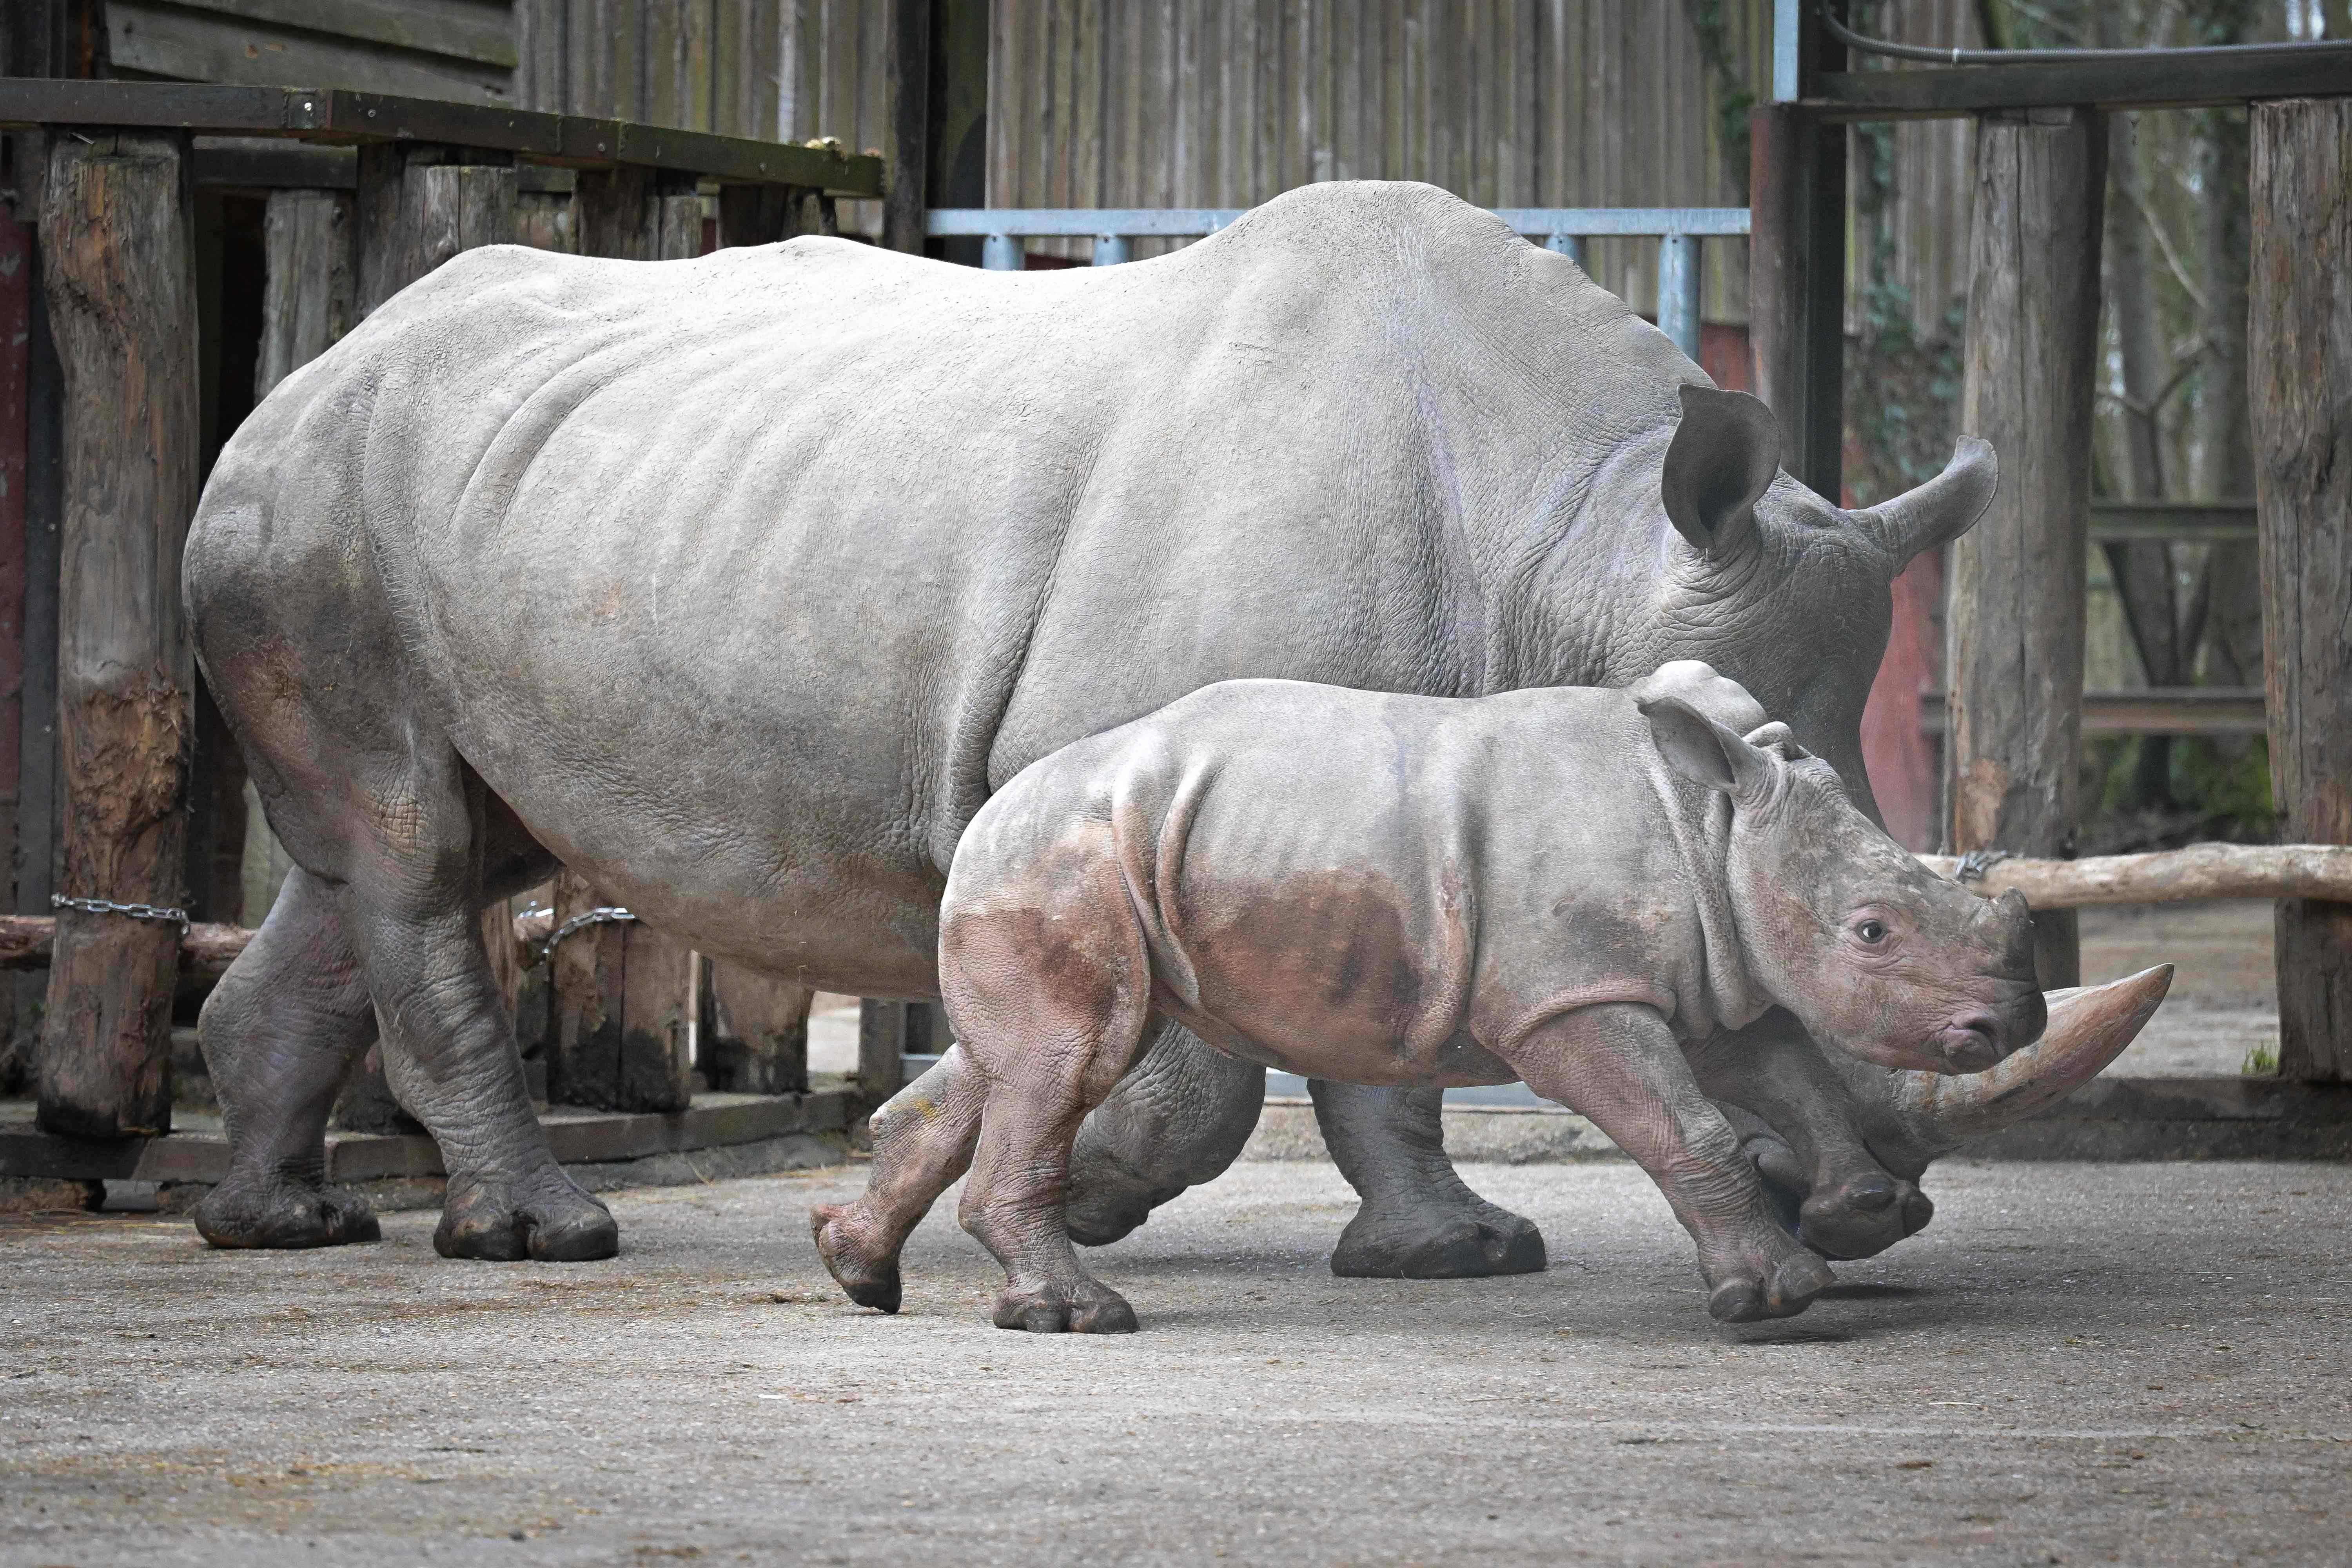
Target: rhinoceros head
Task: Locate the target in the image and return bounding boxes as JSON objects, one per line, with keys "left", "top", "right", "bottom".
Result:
{"left": 1640, "top": 692, "right": 2045, "bottom": 1075}
{"left": 1630, "top": 383, "right": 1997, "bottom": 829}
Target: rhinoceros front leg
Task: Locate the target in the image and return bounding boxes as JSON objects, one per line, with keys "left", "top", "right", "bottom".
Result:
{"left": 1688, "top": 1010, "right": 1934, "bottom": 1261}
{"left": 1511, "top": 1003, "right": 1832, "bottom": 1322}
{"left": 193, "top": 867, "right": 384, "bottom": 1251}
{"left": 1310, "top": 1082, "right": 1546, "bottom": 1279}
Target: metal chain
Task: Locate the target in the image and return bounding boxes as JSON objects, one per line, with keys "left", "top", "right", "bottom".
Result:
{"left": 51, "top": 893, "right": 190, "bottom": 927}
{"left": 1954, "top": 849, "right": 2013, "bottom": 883}
{"left": 534, "top": 905, "right": 636, "bottom": 964}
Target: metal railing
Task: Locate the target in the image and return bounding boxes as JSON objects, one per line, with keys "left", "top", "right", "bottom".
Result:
{"left": 927, "top": 205, "right": 1752, "bottom": 359}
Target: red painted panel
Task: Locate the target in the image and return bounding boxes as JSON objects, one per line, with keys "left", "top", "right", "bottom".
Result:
{"left": 1861, "top": 546, "right": 1943, "bottom": 851}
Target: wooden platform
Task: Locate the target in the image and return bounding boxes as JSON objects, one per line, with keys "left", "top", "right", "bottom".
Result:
{"left": 0, "top": 1089, "right": 853, "bottom": 1186}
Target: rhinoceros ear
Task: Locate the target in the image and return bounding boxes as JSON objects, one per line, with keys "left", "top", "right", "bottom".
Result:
{"left": 1642, "top": 694, "right": 1775, "bottom": 799}
{"left": 1660, "top": 384, "right": 1781, "bottom": 559}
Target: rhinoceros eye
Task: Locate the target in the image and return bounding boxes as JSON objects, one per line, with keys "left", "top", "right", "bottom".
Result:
{"left": 1855, "top": 919, "right": 1888, "bottom": 944}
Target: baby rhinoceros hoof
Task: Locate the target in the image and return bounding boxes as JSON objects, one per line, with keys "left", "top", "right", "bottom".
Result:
{"left": 194, "top": 1174, "right": 382, "bottom": 1250}
{"left": 811, "top": 1203, "right": 903, "bottom": 1314}
{"left": 1799, "top": 1176, "right": 1935, "bottom": 1261}
{"left": 433, "top": 1169, "right": 618, "bottom": 1262}
{"left": 1706, "top": 1250, "right": 1836, "bottom": 1324}
{"left": 992, "top": 1278, "right": 1138, "bottom": 1334}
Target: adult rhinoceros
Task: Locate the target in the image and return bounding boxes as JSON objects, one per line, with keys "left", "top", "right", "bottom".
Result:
{"left": 185, "top": 180, "right": 2147, "bottom": 1265}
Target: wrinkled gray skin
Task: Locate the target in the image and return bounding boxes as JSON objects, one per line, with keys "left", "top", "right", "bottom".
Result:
{"left": 184, "top": 180, "right": 1994, "bottom": 1267}
{"left": 812, "top": 663, "right": 2050, "bottom": 1329}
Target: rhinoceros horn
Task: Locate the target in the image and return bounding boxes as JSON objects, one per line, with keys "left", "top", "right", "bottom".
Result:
{"left": 1891, "top": 965, "right": 2175, "bottom": 1155}
{"left": 1853, "top": 435, "right": 2001, "bottom": 566}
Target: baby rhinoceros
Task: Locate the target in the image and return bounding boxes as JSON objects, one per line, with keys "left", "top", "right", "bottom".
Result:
{"left": 813, "top": 661, "right": 2045, "bottom": 1331}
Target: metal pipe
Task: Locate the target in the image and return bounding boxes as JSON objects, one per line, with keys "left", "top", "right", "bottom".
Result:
{"left": 1772, "top": 0, "right": 1801, "bottom": 102}
{"left": 1657, "top": 234, "right": 1701, "bottom": 360}
{"left": 1818, "top": 3, "right": 2352, "bottom": 68}
{"left": 981, "top": 232, "right": 1022, "bottom": 271}
{"left": 1545, "top": 232, "right": 1583, "bottom": 268}
{"left": 1092, "top": 234, "right": 1131, "bottom": 266}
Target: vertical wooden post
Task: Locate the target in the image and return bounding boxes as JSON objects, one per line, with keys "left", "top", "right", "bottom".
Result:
{"left": 575, "top": 167, "right": 652, "bottom": 260}
{"left": 255, "top": 189, "right": 354, "bottom": 399}
{"left": 357, "top": 147, "right": 516, "bottom": 316}
{"left": 650, "top": 172, "right": 702, "bottom": 260}
{"left": 0, "top": 189, "right": 31, "bottom": 1081}
{"left": 857, "top": 1001, "right": 913, "bottom": 1103}
{"left": 33, "top": 131, "right": 199, "bottom": 1138}
{"left": 547, "top": 870, "right": 691, "bottom": 1112}
{"left": 882, "top": 0, "right": 933, "bottom": 255}
{"left": 1746, "top": 102, "right": 1847, "bottom": 493}
{"left": 2251, "top": 99, "right": 2352, "bottom": 1081}
{"left": 716, "top": 185, "right": 793, "bottom": 249}
{"left": 15, "top": 177, "right": 63, "bottom": 1089}
{"left": 1947, "top": 108, "right": 2105, "bottom": 991}
{"left": 703, "top": 967, "right": 812, "bottom": 1094}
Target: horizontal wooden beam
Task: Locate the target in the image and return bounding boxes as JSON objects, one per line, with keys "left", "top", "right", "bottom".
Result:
{"left": 0, "top": 80, "right": 883, "bottom": 194}
{"left": 1922, "top": 688, "right": 2265, "bottom": 736}
{"left": 1814, "top": 45, "right": 2352, "bottom": 120}
{"left": 2088, "top": 499, "right": 2256, "bottom": 544}
{"left": 0, "top": 916, "right": 247, "bottom": 976}
{"left": 1921, "top": 843, "right": 2352, "bottom": 908}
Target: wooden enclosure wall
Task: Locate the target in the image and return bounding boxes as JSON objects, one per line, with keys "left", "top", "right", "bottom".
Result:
{"left": 104, "top": 0, "right": 519, "bottom": 104}
{"left": 984, "top": 0, "right": 1768, "bottom": 319}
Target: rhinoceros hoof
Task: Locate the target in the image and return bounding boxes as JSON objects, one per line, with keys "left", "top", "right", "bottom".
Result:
{"left": 1062, "top": 1176, "right": 1187, "bottom": 1248}
{"left": 1706, "top": 1252, "right": 1835, "bottom": 1323}
{"left": 194, "top": 1173, "right": 382, "bottom": 1250}
{"left": 1330, "top": 1203, "right": 1548, "bottom": 1279}
{"left": 1798, "top": 1178, "right": 1936, "bottom": 1261}
{"left": 432, "top": 1168, "right": 617, "bottom": 1263}
{"left": 811, "top": 1204, "right": 902, "bottom": 1313}
{"left": 991, "top": 1278, "right": 1138, "bottom": 1334}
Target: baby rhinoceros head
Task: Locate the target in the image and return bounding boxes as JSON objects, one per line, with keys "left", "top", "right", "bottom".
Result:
{"left": 1640, "top": 695, "right": 2045, "bottom": 1075}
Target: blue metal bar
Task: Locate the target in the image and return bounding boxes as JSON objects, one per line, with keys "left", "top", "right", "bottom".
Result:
{"left": 930, "top": 205, "right": 1750, "bottom": 241}
{"left": 1092, "top": 233, "right": 1132, "bottom": 266}
{"left": 1487, "top": 207, "right": 1751, "bottom": 237}
{"left": 981, "top": 232, "right": 1022, "bottom": 270}
{"left": 1773, "top": 0, "right": 1802, "bottom": 102}
{"left": 1657, "top": 233, "right": 1702, "bottom": 359}
{"left": 1544, "top": 232, "right": 1583, "bottom": 267}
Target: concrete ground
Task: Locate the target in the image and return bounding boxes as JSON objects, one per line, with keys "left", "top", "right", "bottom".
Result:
{"left": 6, "top": 1156, "right": 2350, "bottom": 1567}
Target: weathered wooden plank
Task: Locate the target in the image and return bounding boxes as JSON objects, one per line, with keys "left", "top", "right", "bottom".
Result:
{"left": 2250, "top": 98, "right": 2352, "bottom": 1083}
{"left": 0, "top": 81, "right": 886, "bottom": 194}
{"left": 1948, "top": 107, "right": 2105, "bottom": 992}
{"left": 856, "top": 1000, "right": 912, "bottom": 1103}
{"left": 702, "top": 965, "right": 812, "bottom": 1096}
{"left": 882, "top": 0, "right": 931, "bottom": 253}
{"left": 650, "top": 171, "right": 702, "bottom": 260}
{"left": 104, "top": 2, "right": 513, "bottom": 104}
{"left": 33, "top": 131, "right": 200, "bottom": 1140}
{"left": 15, "top": 209, "right": 63, "bottom": 1085}
{"left": 356, "top": 147, "right": 516, "bottom": 315}
{"left": 573, "top": 164, "right": 652, "bottom": 259}
{"left": 254, "top": 187, "right": 354, "bottom": 396}
{"left": 1815, "top": 48, "right": 2352, "bottom": 121}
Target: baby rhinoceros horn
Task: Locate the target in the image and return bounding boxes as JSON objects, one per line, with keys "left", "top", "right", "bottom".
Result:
{"left": 1893, "top": 965, "right": 2175, "bottom": 1153}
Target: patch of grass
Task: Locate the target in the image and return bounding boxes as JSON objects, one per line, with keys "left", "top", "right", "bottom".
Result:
{"left": 2241, "top": 1043, "right": 2278, "bottom": 1077}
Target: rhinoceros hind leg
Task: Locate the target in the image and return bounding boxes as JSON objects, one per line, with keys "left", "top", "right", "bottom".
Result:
{"left": 193, "top": 868, "right": 383, "bottom": 1252}
{"left": 1065, "top": 1022, "right": 1265, "bottom": 1246}
{"left": 943, "top": 858, "right": 1154, "bottom": 1334}
{"left": 1312, "top": 1082, "right": 1546, "bottom": 1279}
{"left": 813, "top": 1047, "right": 990, "bottom": 1314}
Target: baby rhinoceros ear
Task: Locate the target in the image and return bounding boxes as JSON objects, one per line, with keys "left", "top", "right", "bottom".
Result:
{"left": 1641, "top": 695, "right": 1777, "bottom": 799}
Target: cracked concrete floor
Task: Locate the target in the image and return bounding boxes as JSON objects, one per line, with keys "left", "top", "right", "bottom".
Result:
{"left": 3, "top": 1158, "right": 2348, "bottom": 1567}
